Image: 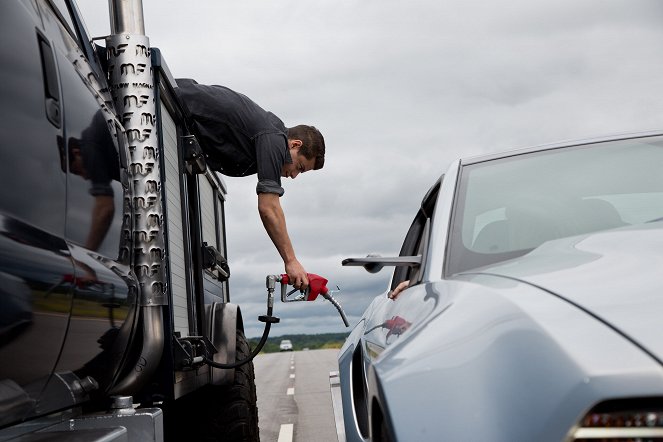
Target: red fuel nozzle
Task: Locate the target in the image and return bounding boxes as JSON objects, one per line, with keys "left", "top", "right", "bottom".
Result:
{"left": 278, "top": 273, "right": 349, "bottom": 327}
{"left": 280, "top": 273, "right": 328, "bottom": 301}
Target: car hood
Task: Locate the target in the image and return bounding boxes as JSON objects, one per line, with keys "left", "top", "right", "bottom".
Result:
{"left": 466, "top": 221, "right": 663, "bottom": 362}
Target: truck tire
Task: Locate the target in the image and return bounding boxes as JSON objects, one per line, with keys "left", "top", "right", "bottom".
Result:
{"left": 167, "top": 329, "right": 259, "bottom": 442}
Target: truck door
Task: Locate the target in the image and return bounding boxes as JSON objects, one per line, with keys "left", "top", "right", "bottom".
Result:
{"left": 36, "top": 0, "right": 139, "bottom": 395}
{"left": 0, "top": 0, "right": 75, "bottom": 424}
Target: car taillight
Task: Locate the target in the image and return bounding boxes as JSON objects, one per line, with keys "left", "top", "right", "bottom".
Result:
{"left": 571, "top": 399, "right": 663, "bottom": 441}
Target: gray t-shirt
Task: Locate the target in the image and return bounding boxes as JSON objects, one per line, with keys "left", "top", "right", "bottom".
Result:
{"left": 175, "top": 78, "right": 291, "bottom": 196}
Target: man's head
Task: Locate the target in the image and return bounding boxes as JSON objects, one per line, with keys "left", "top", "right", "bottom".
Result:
{"left": 282, "top": 125, "right": 325, "bottom": 179}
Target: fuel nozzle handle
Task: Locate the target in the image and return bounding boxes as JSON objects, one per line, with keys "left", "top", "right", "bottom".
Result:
{"left": 279, "top": 273, "right": 350, "bottom": 327}
{"left": 279, "top": 273, "right": 328, "bottom": 301}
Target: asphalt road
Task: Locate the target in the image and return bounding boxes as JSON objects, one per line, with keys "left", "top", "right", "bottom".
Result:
{"left": 254, "top": 349, "right": 340, "bottom": 442}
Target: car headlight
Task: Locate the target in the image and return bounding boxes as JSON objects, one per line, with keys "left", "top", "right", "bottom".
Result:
{"left": 570, "top": 399, "right": 663, "bottom": 441}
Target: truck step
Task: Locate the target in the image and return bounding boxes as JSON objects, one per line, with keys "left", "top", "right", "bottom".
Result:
{"left": 34, "top": 407, "right": 163, "bottom": 442}
{"left": 24, "top": 427, "right": 127, "bottom": 441}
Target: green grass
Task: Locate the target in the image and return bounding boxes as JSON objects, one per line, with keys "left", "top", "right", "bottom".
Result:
{"left": 248, "top": 332, "right": 350, "bottom": 353}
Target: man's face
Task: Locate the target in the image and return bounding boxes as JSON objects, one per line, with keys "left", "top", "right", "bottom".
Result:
{"left": 281, "top": 141, "right": 315, "bottom": 180}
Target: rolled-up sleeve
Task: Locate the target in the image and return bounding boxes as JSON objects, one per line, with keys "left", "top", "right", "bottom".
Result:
{"left": 256, "top": 179, "right": 284, "bottom": 196}
{"left": 254, "top": 132, "right": 288, "bottom": 196}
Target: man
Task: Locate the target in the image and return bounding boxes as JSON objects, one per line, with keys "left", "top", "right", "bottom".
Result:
{"left": 175, "top": 79, "right": 325, "bottom": 291}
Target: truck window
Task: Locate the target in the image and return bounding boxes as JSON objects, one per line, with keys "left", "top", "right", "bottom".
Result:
{"left": 216, "top": 194, "right": 227, "bottom": 256}
{"left": 43, "top": 0, "right": 78, "bottom": 43}
{"left": 200, "top": 175, "right": 227, "bottom": 256}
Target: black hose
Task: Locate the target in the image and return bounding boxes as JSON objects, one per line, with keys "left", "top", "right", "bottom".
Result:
{"left": 202, "top": 306, "right": 276, "bottom": 369}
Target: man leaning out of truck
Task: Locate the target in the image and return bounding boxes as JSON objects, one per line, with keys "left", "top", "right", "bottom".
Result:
{"left": 175, "top": 78, "right": 325, "bottom": 291}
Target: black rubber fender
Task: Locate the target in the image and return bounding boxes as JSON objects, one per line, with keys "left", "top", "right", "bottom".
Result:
{"left": 206, "top": 302, "right": 244, "bottom": 386}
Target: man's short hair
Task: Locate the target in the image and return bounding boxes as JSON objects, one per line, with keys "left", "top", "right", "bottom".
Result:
{"left": 288, "top": 125, "right": 325, "bottom": 170}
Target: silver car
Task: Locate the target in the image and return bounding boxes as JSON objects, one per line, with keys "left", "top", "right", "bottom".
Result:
{"left": 338, "top": 132, "right": 663, "bottom": 441}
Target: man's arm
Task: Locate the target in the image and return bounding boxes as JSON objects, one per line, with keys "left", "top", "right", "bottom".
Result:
{"left": 257, "top": 192, "right": 309, "bottom": 289}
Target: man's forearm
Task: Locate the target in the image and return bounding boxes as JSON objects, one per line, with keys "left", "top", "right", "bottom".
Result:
{"left": 257, "top": 193, "right": 296, "bottom": 264}
{"left": 258, "top": 193, "right": 309, "bottom": 289}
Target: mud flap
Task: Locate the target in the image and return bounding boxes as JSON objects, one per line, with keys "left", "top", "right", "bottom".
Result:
{"left": 206, "top": 302, "right": 241, "bottom": 386}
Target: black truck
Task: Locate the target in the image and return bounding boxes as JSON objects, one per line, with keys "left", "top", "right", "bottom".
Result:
{"left": 0, "top": 0, "right": 266, "bottom": 440}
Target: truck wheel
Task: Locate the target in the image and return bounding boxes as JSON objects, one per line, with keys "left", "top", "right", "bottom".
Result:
{"left": 167, "top": 329, "right": 260, "bottom": 442}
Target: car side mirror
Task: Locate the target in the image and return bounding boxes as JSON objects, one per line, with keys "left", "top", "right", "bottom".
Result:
{"left": 341, "top": 254, "right": 422, "bottom": 273}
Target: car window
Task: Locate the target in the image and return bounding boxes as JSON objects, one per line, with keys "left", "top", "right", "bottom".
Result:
{"left": 447, "top": 136, "right": 663, "bottom": 275}
{"left": 390, "top": 179, "right": 441, "bottom": 291}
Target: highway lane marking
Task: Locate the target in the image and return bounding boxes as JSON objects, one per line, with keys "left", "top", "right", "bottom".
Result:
{"left": 290, "top": 365, "right": 295, "bottom": 370}
{"left": 277, "top": 423, "right": 294, "bottom": 442}
{"left": 287, "top": 387, "right": 295, "bottom": 395}
{"left": 290, "top": 374, "right": 295, "bottom": 379}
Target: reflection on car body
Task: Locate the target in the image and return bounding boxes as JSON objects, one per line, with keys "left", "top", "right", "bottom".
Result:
{"left": 339, "top": 133, "right": 663, "bottom": 442}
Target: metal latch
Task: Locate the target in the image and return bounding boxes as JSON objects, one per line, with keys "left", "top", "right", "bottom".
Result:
{"left": 182, "top": 135, "right": 207, "bottom": 175}
{"left": 201, "top": 242, "right": 230, "bottom": 281}
{"left": 173, "top": 334, "right": 216, "bottom": 370}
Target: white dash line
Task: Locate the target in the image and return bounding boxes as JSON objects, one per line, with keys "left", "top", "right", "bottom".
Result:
{"left": 286, "top": 387, "right": 295, "bottom": 395}
{"left": 277, "top": 423, "right": 294, "bottom": 442}
{"left": 290, "top": 365, "right": 295, "bottom": 370}
{"left": 290, "top": 373, "right": 295, "bottom": 379}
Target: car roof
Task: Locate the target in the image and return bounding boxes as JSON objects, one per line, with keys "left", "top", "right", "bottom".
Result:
{"left": 460, "top": 130, "right": 663, "bottom": 166}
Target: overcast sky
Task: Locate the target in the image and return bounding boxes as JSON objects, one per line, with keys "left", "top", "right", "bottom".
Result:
{"left": 79, "top": 0, "right": 663, "bottom": 337}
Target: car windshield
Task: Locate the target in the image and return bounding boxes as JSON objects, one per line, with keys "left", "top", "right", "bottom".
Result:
{"left": 447, "top": 135, "right": 663, "bottom": 275}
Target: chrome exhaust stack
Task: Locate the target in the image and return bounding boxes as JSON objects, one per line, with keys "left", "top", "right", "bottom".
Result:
{"left": 109, "top": 0, "right": 146, "bottom": 35}
{"left": 106, "top": 0, "right": 167, "bottom": 394}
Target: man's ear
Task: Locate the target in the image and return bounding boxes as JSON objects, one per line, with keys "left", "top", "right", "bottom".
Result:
{"left": 289, "top": 139, "right": 303, "bottom": 150}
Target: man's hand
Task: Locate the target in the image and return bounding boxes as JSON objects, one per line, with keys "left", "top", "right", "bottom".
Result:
{"left": 388, "top": 280, "right": 410, "bottom": 301}
{"left": 258, "top": 193, "right": 310, "bottom": 290}
{"left": 285, "top": 259, "right": 309, "bottom": 291}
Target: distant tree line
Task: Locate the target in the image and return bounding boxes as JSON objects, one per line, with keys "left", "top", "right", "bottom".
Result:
{"left": 248, "top": 332, "right": 350, "bottom": 353}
